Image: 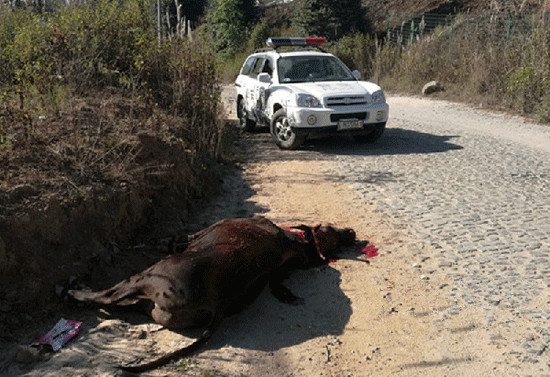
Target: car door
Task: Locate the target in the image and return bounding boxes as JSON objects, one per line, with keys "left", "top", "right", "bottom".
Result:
{"left": 246, "top": 56, "right": 265, "bottom": 118}
{"left": 236, "top": 56, "right": 256, "bottom": 105}
{"left": 250, "top": 57, "right": 274, "bottom": 123}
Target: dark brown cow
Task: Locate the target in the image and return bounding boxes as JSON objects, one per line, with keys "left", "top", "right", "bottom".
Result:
{"left": 68, "top": 216, "right": 356, "bottom": 372}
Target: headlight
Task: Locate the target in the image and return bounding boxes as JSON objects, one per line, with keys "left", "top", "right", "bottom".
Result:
{"left": 371, "top": 90, "right": 386, "bottom": 104}
{"left": 296, "top": 94, "right": 321, "bottom": 108}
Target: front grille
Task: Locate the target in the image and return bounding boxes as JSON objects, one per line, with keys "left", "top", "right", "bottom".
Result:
{"left": 330, "top": 112, "right": 368, "bottom": 122}
{"left": 325, "top": 96, "right": 368, "bottom": 106}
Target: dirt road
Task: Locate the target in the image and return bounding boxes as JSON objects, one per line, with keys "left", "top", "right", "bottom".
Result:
{"left": 5, "top": 91, "right": 549, "bottom": 376}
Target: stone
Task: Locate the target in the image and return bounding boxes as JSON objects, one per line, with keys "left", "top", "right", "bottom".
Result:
{"left": 15, "top": 346, "right": 41, "bottom": 364}
{"left": 422, "top": 81, "right": 444, "bottom": 95}
{"left": 8, "top": 184, "right": 38, "bottom": 201}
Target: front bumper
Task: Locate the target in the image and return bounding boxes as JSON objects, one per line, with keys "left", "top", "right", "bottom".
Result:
{"left": 287, "top": 103, "right": 389, "bottom": 135}
{"left": 292, "top": 121, "right": 386, "bottom": 136}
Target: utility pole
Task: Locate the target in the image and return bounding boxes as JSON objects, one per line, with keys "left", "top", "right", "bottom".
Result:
{"left": 157, "top": 0, "right": 161, "bottom": 46}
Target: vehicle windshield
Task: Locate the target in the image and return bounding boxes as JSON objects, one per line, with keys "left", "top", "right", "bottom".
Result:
{"left": 277, "top": 55, "right": 356, "bottom": 83}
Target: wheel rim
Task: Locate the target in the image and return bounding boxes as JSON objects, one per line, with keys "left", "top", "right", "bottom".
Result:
{"left": 275, "top": 116, "right": 292, "bottom": 142}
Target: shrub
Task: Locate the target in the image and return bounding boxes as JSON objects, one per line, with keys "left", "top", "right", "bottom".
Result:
{"left": 0, "top": 1, "right": 228, "bottom": 329}
{"left": 248, "top": 21, "right": 272, "bottom": 50}
{"left": 328, "top": 33, "right": 377, "bottom": 79}
{"left": 507, "top": 25, "right": 550, "bottom": 115}
{"left": 292, "top": 0, "right": 366, "bottom": 41}
{"left": 0, "top": 0, "right": 224, "bottom": 158}
{"left": 168, "top": 33, "right": 224, "bottom": 157}
{"left": 207, "top": 0, "right": 257, "bottom": 58}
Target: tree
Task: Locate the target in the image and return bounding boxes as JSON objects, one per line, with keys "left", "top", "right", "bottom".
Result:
{"left": 248, "top": 20, "right": 271, "bottom": 50}
{"left": 165, "top": 0, "right": 207, "bottom": 38}
{"left": 180, "top": 0, "right": 207, "bottom": 23}
{"left": 207, "top": 0, "right": 256, "bottom": 57}
{"left": 292, "top": 0, "right": 366, "bottom": 41}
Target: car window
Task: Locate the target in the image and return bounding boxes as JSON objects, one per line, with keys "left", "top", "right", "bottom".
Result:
{"left": 261, "top": 58, "right": 273, "bottom": 76}
{"left": 240, "top": 57, "right": 256, "bottom": 76}
{"left": 252, "top": 57, "right": 265, "bottom": 76}
{"left": 277, "top": 55, "right": 355, "bottom": 83}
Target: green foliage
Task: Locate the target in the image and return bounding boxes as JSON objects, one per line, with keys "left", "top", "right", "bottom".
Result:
{"left": 534, "top": 94, "right": 550, "bottom": 122}
{"left": 0, "top": 0, "right": 224, "bottom": 158}
{"left": 217, "top": 50, "right": 251, "bottom": 83}
{"left": 0, "top": 0, "right": 154, "bottom": 98}
{"left": 328, "top": 33, "right": 376, "bottom": 79}
{"left": 207, "top": 0, "right": 257, "bottom": 57}
{"left": 508, "top": 66, "right": 540, "bottom": 112}
{"left": 168, "top": 33, "right": 223, "bottom": 156}
{"left": 367, "top": 15, "right": 550, "bottom": 122}
{"left": 507, "top": 25, "right": 550, "bottom": 115}
{"left": 174, "top": 357, "right": 198, "bottom": 371}
{"left": 216, "top": 23, "right": 299, "bottom": 83}
{"left": 248, "top": 21, "right": 271, "bottom": 50}
{"left": 178, "top": 0, "right": 207, "bottom": 22}
{"left": 292, "top": 0, "right": 366, "bottom": 41}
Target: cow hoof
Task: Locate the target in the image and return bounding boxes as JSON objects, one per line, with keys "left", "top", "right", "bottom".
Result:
{"left": 271, "top": 284, "right": 305, "bottom": 305}
{"left": 56, "top": 276, "right": 88, "bottom": 302}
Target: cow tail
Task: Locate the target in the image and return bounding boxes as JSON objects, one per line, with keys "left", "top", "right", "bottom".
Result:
{"left": 118, "top": 311, "right": 221, "bottom": 373}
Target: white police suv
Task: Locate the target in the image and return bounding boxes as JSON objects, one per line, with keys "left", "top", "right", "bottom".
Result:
{"left": 235, "top": 37, "right": 389, "bottom": 150}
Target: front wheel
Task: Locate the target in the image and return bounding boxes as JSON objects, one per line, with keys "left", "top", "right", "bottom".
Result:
{"left": 237, "top": 97, "right": 256, "bottom": 132}
{"left": 352, "top": 123, "right": 386, "bottom": 143}
{"left": 270, "top": 109, "right": 305, "bottom": 150}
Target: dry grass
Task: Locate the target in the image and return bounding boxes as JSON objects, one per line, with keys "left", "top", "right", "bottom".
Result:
{"left": 0, "top": 1, "right": 233, "bottom": 334}
{"left": 368, "top": 11, "right": 550, "bottom": 121}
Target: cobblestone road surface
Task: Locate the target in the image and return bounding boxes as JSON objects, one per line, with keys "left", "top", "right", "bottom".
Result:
{"left": 321, "top": 96, "right": 550, "bottom": 368}
{"left": 224, "top": 87, "right": 550, "bottom": 371}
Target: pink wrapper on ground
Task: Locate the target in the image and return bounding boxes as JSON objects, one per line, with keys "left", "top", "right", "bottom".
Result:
{"left": 32, "top": 318, "right": 82, "bottom": 351}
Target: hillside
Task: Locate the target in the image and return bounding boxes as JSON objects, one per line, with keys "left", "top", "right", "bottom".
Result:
{"left": 262, "top": 0, "right": 545, "bottom": 32}
{"left": 362, "top": 0, "right": 545, "bottom": 29}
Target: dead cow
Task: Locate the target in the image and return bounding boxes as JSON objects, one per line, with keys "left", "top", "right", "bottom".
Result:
{"left": 68, "top": 216, "right": 356, "bottom": 372}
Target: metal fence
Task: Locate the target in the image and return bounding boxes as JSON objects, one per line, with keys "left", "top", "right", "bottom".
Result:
{"left": 385, "top": 10, "right": 550, "bottom": 48}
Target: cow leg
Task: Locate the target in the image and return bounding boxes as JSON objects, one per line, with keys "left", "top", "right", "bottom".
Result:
{"left": 150, "top": 304, "right": 175, "bottom": 327}
{"left": 68, "top": 276, "right": 144, "bottom": 306}
{"left": 269, "top": 278, "right": 304, "bottom": 305}
{"left": 68, "top": 287, "right": 139, "bottom": 305}
{"left": 151, "top": 303, "right": 212, "bottom": 330}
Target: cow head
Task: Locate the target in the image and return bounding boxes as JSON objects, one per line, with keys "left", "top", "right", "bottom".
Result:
{"left": 313, "top": 225, "right": 356, "bottom": 260}
{"left": 291, "top": 224, "right": 356, "bottom": 265}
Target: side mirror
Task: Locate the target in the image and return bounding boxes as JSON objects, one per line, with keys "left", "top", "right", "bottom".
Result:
{"left": 258, "top": 73, "right": 272, "bottom": 83}
{"left": 352, "top": 70, "right": 361, "bottom": 80}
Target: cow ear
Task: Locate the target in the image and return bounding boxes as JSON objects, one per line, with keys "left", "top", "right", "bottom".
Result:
{"left": 312, "top": 224, "right": 327, "bottom": 262}
{"left": 292, "top": 225, "right": 311, "bottom": 232}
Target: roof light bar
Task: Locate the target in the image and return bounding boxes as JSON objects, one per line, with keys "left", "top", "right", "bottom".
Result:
{"left": 266, "top": 37, "right": 326, "bottom": 48}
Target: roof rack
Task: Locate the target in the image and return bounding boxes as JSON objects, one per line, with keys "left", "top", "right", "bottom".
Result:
{"left": 253, "top": 37, "right": 327, "bottom": 53}
{"left": 266, "top": 37, "right": 326, "bottom": 48}
{"left": 253, "top": 46, "right": 326, "bottom": 53}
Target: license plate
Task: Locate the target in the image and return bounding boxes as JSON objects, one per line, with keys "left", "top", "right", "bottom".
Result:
{"left": 337, "top": 119, "right": 363, "bottom": 131}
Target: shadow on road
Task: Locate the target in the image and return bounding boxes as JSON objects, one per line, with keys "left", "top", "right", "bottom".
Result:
{"left": 204, "top": 266, "right": 351, "bottom": 352}
{"left": 314, "top": 127, "right": 463, "bottom": 156}
{"left": 241, "top": 126, "right": 463, "bottom": 161}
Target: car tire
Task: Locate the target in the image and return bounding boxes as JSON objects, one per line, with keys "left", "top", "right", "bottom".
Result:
{"left": 237, "top": 97, "right": 256, "bottom": 132}
{"left": 270, "top": 109, "right": 305, "bottom": 150}
{"left": 352, "top": 123, "right": 386, "bottom": 143}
